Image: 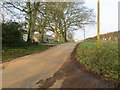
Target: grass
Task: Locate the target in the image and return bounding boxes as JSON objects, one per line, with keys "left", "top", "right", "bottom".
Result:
{"left": 76, "top": 41, "right": 119, "bottom": 85}
{"left": 2, "top": 45, "right": 50, "bottom": 61}
{"left": 47, "top": 41, "right": 72, "bottom": 44}
{"left": 2, "top": 41, "right": 70, "bottom": 61}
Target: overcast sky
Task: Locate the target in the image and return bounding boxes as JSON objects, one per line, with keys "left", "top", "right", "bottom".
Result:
{"left": 74, "top": 0, "right": 119, "bottom": 40}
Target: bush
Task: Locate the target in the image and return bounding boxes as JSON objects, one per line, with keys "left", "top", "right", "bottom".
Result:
{"left": 2, "top": 21, "right": 25, "bottom": 46}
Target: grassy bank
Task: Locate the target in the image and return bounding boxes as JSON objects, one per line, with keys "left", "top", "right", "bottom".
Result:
{"left": 47, "top": 41, "right": 72, "bottom": 44}
{"left": 76, "top": 41, "right": 119, "bottom": 86}
{"left": 2, "top": 45, "right": 50, "bottom": 61}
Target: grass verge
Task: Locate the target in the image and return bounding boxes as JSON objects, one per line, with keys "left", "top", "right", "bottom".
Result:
{"left": 76, "top": 41, "right": 119, "bottom": 87}
{"left": 2, "top": 45, "right": 50, "bottom": 61}
{"left": 47, "top": 41, "right": 72, "bottom": 44}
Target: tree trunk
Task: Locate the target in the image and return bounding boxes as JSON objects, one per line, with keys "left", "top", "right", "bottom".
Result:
{"left": 59, "top": 22, "right": 64, "bottom": 42}
{"left": 63, "top": 20, "right": 67, "bottom": 42}
{"left": 1, "top": 14, "right": 4, "bottom": 24}
{"left": 54, "top": 29, "right": 57, "bottom": 41}
{"left": 64, "top": 30, "right": 67, "bottom": 42}
{"left": 27, "top": 26, "right": 32, "bottom": 43}
{"left": 26, "top": 2, "right": 39, "bottom": 44}
{"left": 54, "top": 22, "right": 58, "bottom": 41}
{"left": 26, "top": 2, "right": 33, "bottom": 44}
{"left": 60, "top": 31, "right": 64, "bottom": 42}
{"left": 27, "top": 12, "right": 33, "bottom": 43}
{"left": 39, "top": 29, "right": 44, "bottom": 42}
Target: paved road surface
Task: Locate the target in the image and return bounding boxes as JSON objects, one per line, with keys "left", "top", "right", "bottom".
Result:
{"left": 2, "top": 43, "right": 77, "bottom": 88}
{"left": 2, "top": 43, "right": 113, "bottom": 88}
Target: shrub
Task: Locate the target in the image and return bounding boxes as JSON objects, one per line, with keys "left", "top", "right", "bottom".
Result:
{"left": 2, "top": 21, "right": 25, "bottom": 46}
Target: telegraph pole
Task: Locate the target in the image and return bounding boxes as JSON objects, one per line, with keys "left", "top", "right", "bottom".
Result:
{"left": 84, "top": 27, "right": 85, "bottom": 40}
{"left": 97, "top": 0, "right": 100, "bottom": 48}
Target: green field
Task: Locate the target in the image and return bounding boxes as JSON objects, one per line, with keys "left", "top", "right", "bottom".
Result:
{"left": 2, "top": 45, "right": 50, "bottom": 61}
{"left": 76, "top": 41, "right": 119, "bottom": 85}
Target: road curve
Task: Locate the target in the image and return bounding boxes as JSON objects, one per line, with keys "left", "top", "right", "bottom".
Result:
{"left": 2, "top": 43, "right": 77, "bottom": 88}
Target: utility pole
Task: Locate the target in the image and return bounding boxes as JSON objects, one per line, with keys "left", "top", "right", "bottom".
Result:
{"left": 97, "top": 0, "right": 100, "bottom": 48}
{"left": 84, "top": 27, "right": 85, "bottom": 40}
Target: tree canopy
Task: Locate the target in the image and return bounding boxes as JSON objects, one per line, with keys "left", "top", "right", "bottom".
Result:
{"left": 1, "top": 1, "right": 95, "bottom": 43}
